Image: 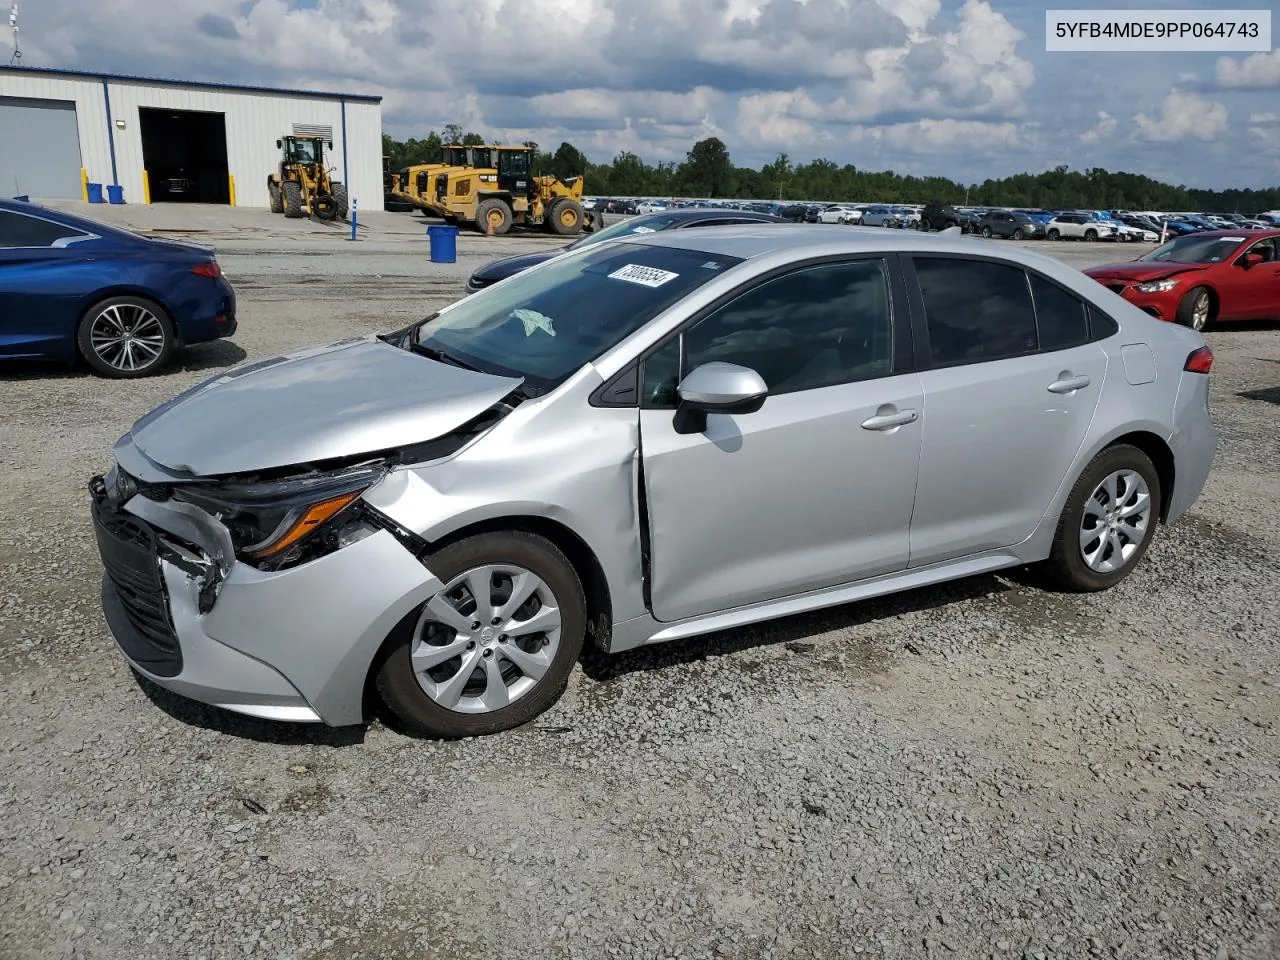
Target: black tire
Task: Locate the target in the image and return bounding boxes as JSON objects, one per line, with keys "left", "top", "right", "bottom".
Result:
{"left": 268, "top": 180, "right": 283, "bottom": 214}
{"left": 331, "top": 182, "right": 349, "bottom": 220}
{"left": 548, "top": 198, "right": 585, "bottom": 235}
{"left": 376, "top": 531, "right": 587, "bottom": 739}
{"left": 76, "top": 295, "right": 176, "bottom": 379}
{"left": 476, "top": 198, "right": 512, "bottom": 235}
{"left": 944, "top": 220, "right": 957, "bottom": 231}
{"left": 981, "top": 226, "right": 992, "bottom": 238}
{"left": 1176, "top": 286, "right": 1213, "bottom": 332}
{"left": 283, "top": 181, "right": 304, "bottom": 219}
{"left": 1043, "top": 444, "right": 1162, "bottom": 592}
{"left": 1047, "top": 228, "right": 1060, "bottom": 241}
{"left": 312, "top": 195, "right": 339, "bottom": 221}
{"left": 1012, "top": 228, "right": 1024, "bottom": 240}
{"left": 1084, "top": 228, "right": 1098, "bottom": 242}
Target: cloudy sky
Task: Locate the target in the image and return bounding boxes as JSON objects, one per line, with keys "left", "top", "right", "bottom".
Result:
{"left": 7, "top": 0, "right": 1280, "bottom": 187}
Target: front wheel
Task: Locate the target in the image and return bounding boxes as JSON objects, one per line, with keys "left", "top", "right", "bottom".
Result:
{"left": 1011, "top": 228, "right": 1024, "bottom": 240}
{"left": 981, "top": 226, "right": 992, "bottom": 238}
{"left": 1084, "top": 228, "right": 1098, "bottom": 242}
{"left": 1047, "top": 228, "right": 1060, "bottom": 241}
{"left": 331, "top": 182, "right": 349, "bottom": 220}
{"left": 548, "top": 198, "right": 584, "bottom": 236}
{"left": 1042, "top": 444, "right": 1162, "bottom": 592}
{"left": 376, "top": 531, "right": 587, "bottom": 739}
{"left": 1176, "top": 286, "right": 1213, "bottom": 332}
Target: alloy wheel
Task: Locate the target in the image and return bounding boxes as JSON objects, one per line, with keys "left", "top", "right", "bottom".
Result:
{"left": 1191, "top": 292, "right": 1210, "bottom": 331}
{"left": 88, "top": 303, "right": 167, "bottom": 373}
{"left": 1079, "top": 470, "right": 1152, "bottom": 574}
{"left": 411, "top": 564, "right": 562, "bottom": 714}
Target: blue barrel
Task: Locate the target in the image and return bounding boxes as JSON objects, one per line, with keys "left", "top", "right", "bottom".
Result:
{"left": 87, "top": 182, "right": 104, "bottom": 204}
{"left": 427, "top": 224, "right": 458, "bottom": 263}
{"left": 107, "top": 185, "right": 124, "bottom": 205}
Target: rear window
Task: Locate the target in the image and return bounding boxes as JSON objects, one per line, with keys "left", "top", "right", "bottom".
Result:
{"left": 414, "top": 242, "right": 743, "bottom": 391}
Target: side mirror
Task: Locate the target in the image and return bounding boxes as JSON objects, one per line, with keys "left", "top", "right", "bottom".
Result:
{"left": 1241, "top": 252, "right": 1264, "bottom": 268}
{"left": 672, "top": 362, "right": 768, "bottom": 435}
{"left": 328, "top": 141, "right": 334, "bottom": 149}
{"left": 276, "top": 139, "right": 283, "bottom": 148}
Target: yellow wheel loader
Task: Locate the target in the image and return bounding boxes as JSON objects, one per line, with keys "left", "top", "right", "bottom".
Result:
{"left": 433, "top": 146, "right": 585, "bottom": 236}
{"left": 267, "top": 135, "right": 348, "bottom": 221}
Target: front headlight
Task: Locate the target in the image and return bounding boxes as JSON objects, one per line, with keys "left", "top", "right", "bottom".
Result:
{"left": 1135, "top": 278, "right": 1181, "bottom": 293}
{"left": 174, "top": 465, "right": 384, "bottom": 570}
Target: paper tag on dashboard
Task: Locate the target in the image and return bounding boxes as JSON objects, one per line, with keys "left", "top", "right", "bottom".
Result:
{"left": 608, "top": 264, "right": 679, "bottom": 287}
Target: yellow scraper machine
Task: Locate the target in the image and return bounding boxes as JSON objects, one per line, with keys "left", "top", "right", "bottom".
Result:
{"left": 395, "top": 144, "right": 475, "bottom": 214}
{"left": 431, "top": 145, "right": 585, "bottom": 236}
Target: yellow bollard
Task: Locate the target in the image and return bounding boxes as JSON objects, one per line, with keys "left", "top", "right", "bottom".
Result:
{"left": 141, "top": 170, "right": 151, "bottom": 204}
{"left": 228, "top": 174, "right": 237, "bottom": 207}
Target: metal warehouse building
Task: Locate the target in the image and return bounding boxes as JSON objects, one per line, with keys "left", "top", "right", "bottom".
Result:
{"left": 0, "top": 66, "right": 384, "bottom": 210}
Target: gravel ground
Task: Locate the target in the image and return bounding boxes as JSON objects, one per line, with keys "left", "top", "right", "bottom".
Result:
{"left": 1, "top": 212, "right": 1278, "bottom": 960}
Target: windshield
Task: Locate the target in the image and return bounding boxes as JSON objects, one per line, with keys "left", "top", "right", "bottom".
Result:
{"left": 286, "top": 139, "right": 320, "bottom": 163}
{"left": 566, "top": 214, "right": 684, "bottom": 250}
{"left": 403, "top": 241, "right": 743, "bottom": 392}
{"left": 1142, "top": 235, "right": 1248, "bottom": 264}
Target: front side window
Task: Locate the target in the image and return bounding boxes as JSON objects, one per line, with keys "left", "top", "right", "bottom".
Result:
{"left": 914, "top": 257, "right": 1037, "bottom": 366}
{"left": 641, "top": 260, "right": 893, "bottom": 405}
{"left": 0, "top": 210, "right": 90, "bottom": 248}
{"left": 406, "top": 242, "right": 742, "bottom": 393}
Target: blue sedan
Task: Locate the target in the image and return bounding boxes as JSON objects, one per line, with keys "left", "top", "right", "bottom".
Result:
{"left": 0, "top": 198, "right": 236, "bottom": 377}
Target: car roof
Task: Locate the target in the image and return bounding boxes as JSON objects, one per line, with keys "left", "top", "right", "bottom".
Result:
{"left": 1173, "top": 228, "right": 1280, "bottom": 240}
{"left": 620, "top": 222, "right": 1055, "bottom": 263}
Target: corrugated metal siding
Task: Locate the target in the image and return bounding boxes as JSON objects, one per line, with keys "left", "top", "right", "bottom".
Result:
{"left": 0, "top": 73, "right": 384, "bottom": 210}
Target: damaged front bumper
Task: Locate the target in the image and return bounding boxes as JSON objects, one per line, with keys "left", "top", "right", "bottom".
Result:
{"left": 90, "top": 472, "right": 443, "bottom": 726}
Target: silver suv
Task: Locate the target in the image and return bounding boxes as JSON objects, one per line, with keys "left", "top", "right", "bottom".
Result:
{"left": 91, "top": 226, "right": 1216, "bottom": 738}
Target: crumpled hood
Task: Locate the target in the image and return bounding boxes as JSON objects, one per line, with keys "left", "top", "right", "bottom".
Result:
{"left": 125, "top": 337, "right": 522, "bottom": 477}
{"left": 1085, "top": 261, "right": 1210, "bottom": 282}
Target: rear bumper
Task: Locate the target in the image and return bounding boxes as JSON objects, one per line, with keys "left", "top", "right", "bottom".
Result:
{"left": 1166, "top": 371, "right": 1217, "bottom": 523}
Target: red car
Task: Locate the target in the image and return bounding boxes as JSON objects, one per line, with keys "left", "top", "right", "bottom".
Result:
{"left": 1085, "top": 229, "right": 1280, "bottom": 331}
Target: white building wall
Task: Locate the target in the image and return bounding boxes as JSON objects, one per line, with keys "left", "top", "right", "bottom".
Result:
{"left": 0, "top": 70, "right": 384, "bottom": 210}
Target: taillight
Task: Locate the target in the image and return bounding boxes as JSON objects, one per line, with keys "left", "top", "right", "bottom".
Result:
{"left": 191, "top": 261, "right": 222, "bottom": 279}
{"left": 1184, "top": 346, "right": 1213, "bottom": 374}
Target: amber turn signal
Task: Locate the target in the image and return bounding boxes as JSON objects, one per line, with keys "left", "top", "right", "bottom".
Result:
{"left": 249, "top": 491, "right": 362, "bottom": 559}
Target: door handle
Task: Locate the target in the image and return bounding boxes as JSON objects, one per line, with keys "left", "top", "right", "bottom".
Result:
{"left": 861, "top": 408, "right": 918, "bottom": 431}
{"left": 1048, "top": 374, "right": 1091, "bottom": 394}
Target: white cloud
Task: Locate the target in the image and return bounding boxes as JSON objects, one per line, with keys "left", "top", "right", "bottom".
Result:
{"left": 847, "top": 118, "right": 1024, "bottom": 152}
{"left": 1133, "top": 91, "right": 1228, "bottom": 143}
{"left": 736, "top": 90, "right": 827, "bottom": 145}
{"left": 1216, "top": 50, "right": 1280, "bottom": 88}
{"left": 1250, "top": 112, "right": 1278, "bottom": 123}
{"left": 1079, "top": 111, "right": 1116, "bottom": 143}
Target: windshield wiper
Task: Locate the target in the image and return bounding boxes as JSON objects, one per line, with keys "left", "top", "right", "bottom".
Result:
{"left": 410, "top": 343, "right": 480, "bottom": 371}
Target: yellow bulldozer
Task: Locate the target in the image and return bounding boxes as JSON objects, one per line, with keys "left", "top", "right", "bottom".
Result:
{"left": 396, "top": 145, "right": 484, "bottom": 215}
{"left": 432, "top": 145, "right": 584, "bottom": 235}
{"left": 268, "top": 134, "right": 348, "bottom": 221}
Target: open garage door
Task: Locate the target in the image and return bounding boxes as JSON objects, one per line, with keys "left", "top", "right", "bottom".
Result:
{"left": 0, "top": 97, "right": 84, "bottom": 200}
{"left": 139, "top": 107, "right": 230, "bottom": 204}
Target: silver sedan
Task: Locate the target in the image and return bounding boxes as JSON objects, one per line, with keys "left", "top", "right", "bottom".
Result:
{"left": 90, "top": 225, "right": 1217, "bottom": 737}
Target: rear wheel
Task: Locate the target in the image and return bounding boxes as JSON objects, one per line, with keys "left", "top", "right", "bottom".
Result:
{"left": 376, "top": 531, "right": 586, "bottom": 738}
{"left": 1176, "top": 286, "right": 1213, "bottom": 332}
{"left": 548, "top": 198, "right": 585, "bottom": 235}
{"left": 476, "top": 198, "right": 512, "bottom": 235}
{"left": 1043, "top": 445, "right": 1161, "bottom": 592}
{"left": 77, "top": 296, "right": 176, "bottom": 379}
{"left": 283, "top": 181, "right": 303, "bottom": 219}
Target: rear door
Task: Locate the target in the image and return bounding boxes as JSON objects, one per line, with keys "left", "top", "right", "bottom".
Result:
{"left": 638, "top": 256, "right": 922, "bottom": 622}
{"left": 903, "top": 255, "right": 1107, "bottom": 566}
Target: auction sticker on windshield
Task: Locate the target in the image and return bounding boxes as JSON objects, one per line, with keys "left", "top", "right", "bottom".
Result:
{"left": 609, "top": 264, "right": 680, "bottom": 287}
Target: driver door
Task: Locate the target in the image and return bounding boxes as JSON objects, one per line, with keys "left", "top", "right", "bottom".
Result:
{"left": 1227, "top": 238, "right": 1280, "bottom": 319}
{"left": 637, "top": 257, "right": 922, "bottom": 623}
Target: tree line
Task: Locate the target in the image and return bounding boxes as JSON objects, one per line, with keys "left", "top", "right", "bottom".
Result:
{"left": 382, "top": 131, "right": 1280, "bottom": 214}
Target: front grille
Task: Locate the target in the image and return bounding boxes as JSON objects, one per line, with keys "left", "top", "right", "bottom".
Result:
{"left": 91, "top": 490, "right": 183, "bottom": 676}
